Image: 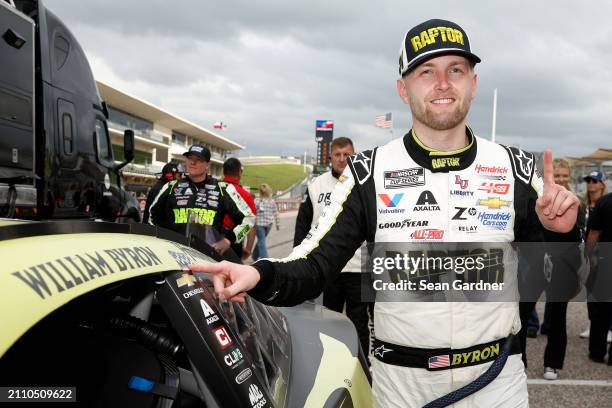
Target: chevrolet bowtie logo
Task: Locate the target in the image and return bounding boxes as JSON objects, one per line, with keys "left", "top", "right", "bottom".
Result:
{"left": 176, "top": 273, "right": 196, "bottom": 288}
{"left": 478, "top": 197, "right": 510, "bottom": 209}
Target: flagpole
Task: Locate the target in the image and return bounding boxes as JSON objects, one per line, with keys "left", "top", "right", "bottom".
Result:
{"left": 491, "top": 88, "right": 497, "bottom": 143}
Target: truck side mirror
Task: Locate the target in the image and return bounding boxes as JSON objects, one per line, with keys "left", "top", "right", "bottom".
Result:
{"left": 123, "top": 129, "right": 135, "bottom": 163}
{"left": 114, "top": 129, "right": 135, "bottom": 171}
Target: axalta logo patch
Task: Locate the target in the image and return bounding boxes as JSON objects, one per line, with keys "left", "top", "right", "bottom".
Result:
{"left": 413, "top": 190, "right": 440, "bottom": 211}
{"left": 201, "top": 299, "right": 219, "bottom": 325}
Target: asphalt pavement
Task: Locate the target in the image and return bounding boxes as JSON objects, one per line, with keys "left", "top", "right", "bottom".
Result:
{"left": 256, "top": 211, "right": 612, "bottom": 407}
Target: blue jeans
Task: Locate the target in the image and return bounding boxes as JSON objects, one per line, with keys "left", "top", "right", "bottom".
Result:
{"left": 253, "top": 225, "right": 272, "bottom": 261}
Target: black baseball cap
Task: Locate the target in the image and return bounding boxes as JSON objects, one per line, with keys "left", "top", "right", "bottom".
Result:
{"left": 183, "top": 144, "right": 211, "bottom": 161}
{"left": 399, "top": 19, "right": 481, "bottom": 76}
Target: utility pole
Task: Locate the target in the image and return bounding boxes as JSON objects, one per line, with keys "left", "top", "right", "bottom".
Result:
{"left": 491, "top": 88, "right": 498, "bottom": 143}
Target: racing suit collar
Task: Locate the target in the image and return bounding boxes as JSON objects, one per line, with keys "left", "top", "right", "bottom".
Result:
{"left": 404, "top": 126, "right": 477, "bottom": 173}
{"left": 331, "top": 168, "right": 342, "bottom": 179}
{"left": 223, "top": 176, "right": 240, "bottom": 185}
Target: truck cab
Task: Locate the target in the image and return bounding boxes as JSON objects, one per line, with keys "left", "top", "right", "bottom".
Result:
{"left": 0, "top": 0, "right": 134, "bottom": 221}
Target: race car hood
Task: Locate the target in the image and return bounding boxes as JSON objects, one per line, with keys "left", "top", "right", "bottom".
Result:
{"left": 0, "top": 220, "right": 214, "bottom": 357}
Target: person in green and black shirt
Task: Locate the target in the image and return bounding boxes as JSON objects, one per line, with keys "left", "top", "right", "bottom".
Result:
{"left": 147, "top": 144, "right": 255, "bottom": 257}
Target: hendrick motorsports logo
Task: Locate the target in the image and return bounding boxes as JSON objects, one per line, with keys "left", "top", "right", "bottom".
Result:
{"left": 478, "top": 211, "right": 511, "bottom": 230}
{"left": 383, "top": 167, "right": 425, "bottom": 189}
{"left": 477, "top": 182, "right": 510, "bottom": 195}
{"left": 475, "top": 164, "right": 508, "bottom": 175}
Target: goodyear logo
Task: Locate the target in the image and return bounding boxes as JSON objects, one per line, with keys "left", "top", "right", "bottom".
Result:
{"left": 411, "top": 27, "right": 465, "bottom": 52}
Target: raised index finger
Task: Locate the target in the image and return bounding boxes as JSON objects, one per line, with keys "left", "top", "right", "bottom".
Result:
{"left": 542, "top": 149, "right": 554, "bottom": 186}
{"left": 188, "top": 262, "right": 225, "bottom": 275}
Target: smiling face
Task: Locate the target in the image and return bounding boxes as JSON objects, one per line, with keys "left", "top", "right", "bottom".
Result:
{"left": 397, "top": 55, "right": 477, "bottom": 131}
{"left": 553, "top": 165, "right": 571, "bottom": 190}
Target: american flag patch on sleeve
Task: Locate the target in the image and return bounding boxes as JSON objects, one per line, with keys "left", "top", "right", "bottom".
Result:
{"left": 428, "top": 355, "right": 450, "bottom": 369}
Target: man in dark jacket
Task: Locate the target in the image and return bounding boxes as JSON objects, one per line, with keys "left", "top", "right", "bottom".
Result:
{"left": 142, "top": 162, "right": 181, "bottom": 223}
{"left": 147, "top": 144, "right": 254, "bottom": 257}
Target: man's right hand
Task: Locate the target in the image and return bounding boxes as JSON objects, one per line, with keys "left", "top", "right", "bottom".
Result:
{"left": 188, "top": 261, "right": 261, "bottom": 303}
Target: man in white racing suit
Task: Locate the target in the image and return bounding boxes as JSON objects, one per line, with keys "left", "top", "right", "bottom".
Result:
{"left": 294, "top": 137, "right": 374, "bottom": 359}
{"left": 190, "top": 19, "right": 580, "bottom": 407}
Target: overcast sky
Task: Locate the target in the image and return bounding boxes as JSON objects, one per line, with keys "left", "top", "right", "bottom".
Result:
{"left": 45, "top": 0, "right": 612, "bottom": 158}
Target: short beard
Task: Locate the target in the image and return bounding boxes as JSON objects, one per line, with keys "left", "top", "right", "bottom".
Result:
{"left": 409, "top": 97, "right": 471, "bottom": 131}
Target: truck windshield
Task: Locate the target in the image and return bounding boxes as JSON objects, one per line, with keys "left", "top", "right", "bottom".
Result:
{"left": 95, "top": 118, "right": 112, "bottom": 162}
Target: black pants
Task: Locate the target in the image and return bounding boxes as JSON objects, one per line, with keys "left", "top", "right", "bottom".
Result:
{"left": 587, "top": 302, "right": 612, "bottom": 362}
{"left": 519, "top": 302, "right": 568, "bottom": 369}
{"left": 323, "top": 273, "right": 374, "bottom": 359}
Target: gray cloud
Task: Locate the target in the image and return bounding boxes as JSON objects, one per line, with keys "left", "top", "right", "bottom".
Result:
{"left": 45, "top": 0, "right": 612, "bottom": 158}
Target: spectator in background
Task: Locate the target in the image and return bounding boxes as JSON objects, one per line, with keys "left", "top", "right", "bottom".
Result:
{"left": 586, "top": 188, "right": 612, "bottom": 364}
{"left": 142, "top": 162, "right": 181, "bottom": 223}
{"left": 582, "top": 171, "right": 607, "bottom": 236}
{"left": 252, "top": 183, "right": 279, "bottom": 261}
{"left": 520, "top": 158, "right": 583, "bottom": 380}
{"left": 148, "top": 145, "right": 254, "bottom": 259}
{"left": 294, "top": 137, "right": 374, "bottom": 360}
{"left": 579, "top": 170, "right": 610, "bottom": 340}
{"left": 535, "top": 159, "right": 586, "bottom": 337}
{"left": 222, "top": 158, "right": 257, "bottom": 261}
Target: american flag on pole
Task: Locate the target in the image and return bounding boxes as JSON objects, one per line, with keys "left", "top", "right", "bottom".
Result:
{"left": 213, "top": 121, "right": 227, "bottom": 130}
{"left": 428, "top": 354, "right": 450, "bottom": 369}
{"left": 375, "top": 112, "right": 393, "bottom": 129}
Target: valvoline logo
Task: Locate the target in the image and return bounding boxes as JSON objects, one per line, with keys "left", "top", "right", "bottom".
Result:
{"left": 378, "top": 193, "right": 404, "bottom": 207}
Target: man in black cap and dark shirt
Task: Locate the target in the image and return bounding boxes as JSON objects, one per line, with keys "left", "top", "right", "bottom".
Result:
{"left": 147, "top": 144, "right": 254, "bottom": 257}
{"left": 142, "top": 162, "right": 181, "bottom": 224}
{"left": 586, "top": 188, "right": 612, "bottom": 364}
